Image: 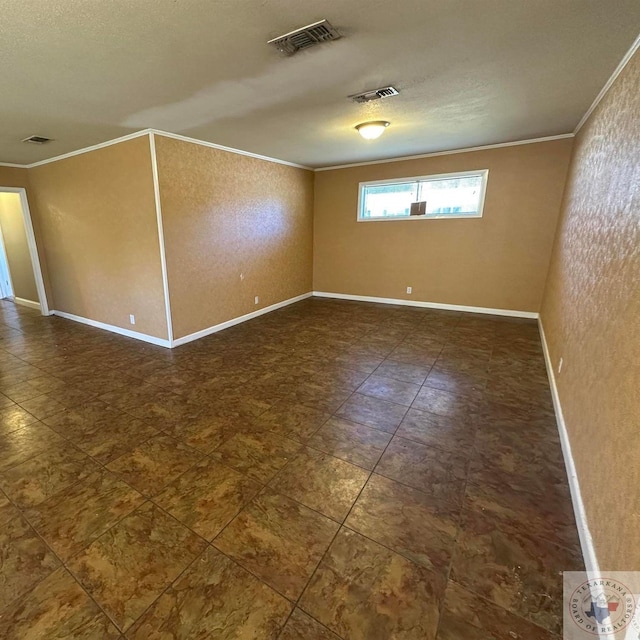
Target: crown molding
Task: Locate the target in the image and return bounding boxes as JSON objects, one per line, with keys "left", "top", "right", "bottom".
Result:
{"left": 574, "top": 32, "right": 640, "bottom": 134}
{"left": 314, "top": 133, "right": 575, "bottom": 172}
{"left": 149, "top": 130, "right": 312, "bottom": 170}
{"left": 5, "top": 128, "right": 312, "bottom": 171}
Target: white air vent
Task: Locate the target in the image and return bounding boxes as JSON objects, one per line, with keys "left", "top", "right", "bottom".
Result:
{"left": 22, "top": 135, "right": 52, "bottom": 145}
{"left": 349, "top": 86, "right": 400, "bottom": 103}
{"left": 268, "top": 19, "right": 341, "bottom": 55}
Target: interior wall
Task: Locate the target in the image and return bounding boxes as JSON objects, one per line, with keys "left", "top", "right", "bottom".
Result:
{"left": 541, "top": 50, "right": 640, "bottom": 570}
{"left": 0, "top": 193, "right": 38, "bottom": 301}
{"left": 26, "top": 136, "right": 169, "bottom": 339}
{"left": 154, "top": 135, "right": 314, "bottom": 340}
{"left": 313, "top": 139, "right": 574, "bottom": 312}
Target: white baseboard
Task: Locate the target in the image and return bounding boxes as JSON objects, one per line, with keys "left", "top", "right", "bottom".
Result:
{"left": 52, "top": 310, "right": 171, "bottom": 348}
{"left": 312, "top": 291, "right": 539, "bottom": 319}
{"left": 538, "top": 318, "right": 598, "bottom": 575}
{"left": 172, "top": 292, "right": 313, "bottom": 347}
{"left": 13, "top": 297, "right": 41, "bottom": 311}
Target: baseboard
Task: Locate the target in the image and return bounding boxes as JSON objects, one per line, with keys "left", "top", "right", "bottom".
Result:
{"left": 51, "top": 310, "right": 171, "bottom": 348}
{"left": 538, "top": 318, "right": 599, "bottom": 576}
{"left": 13, "top": 297, "right": 41, "bottom": 311}
{"left": 312, "top": 291, "right": 539, "bottom": 319}
{"left": 172, "top": 292, "right": 313, "bottom": 347}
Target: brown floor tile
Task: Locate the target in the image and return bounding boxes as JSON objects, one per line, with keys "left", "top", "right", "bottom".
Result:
{"left": 0, "top": 567, "right": 121, "bottom": 640}
{"left": 0, "top": 422, "right": 64, "bottom": 472}
{"left": 388, "top": 343, "right": 441, "bottom": 367}
{"left": 336, "top": 393, "right": 408, "bottom": 433}
{"left": 300, "top": 528, "right": 444, "bottom": 640}
{"left": 376, "top": 436, "right": 468, "bottom": 504}
{"left": 0, "top": 441, "right": 99, "bottom": 508}
{"left": 396, "top": 408, "right": 476, "bottom": 453}
{"left": 68, "top": 502, "right": 206, "bottom": 632}
{"left": 0, "top": 489, "right": 20, "bottom": 526}
{"left": 44, "top": 399, "right": 159, "bottom": 464}
{"left": 0, "top": 514, "right": 60, "bottom": 609}
{"left": 166, "top": 412, "right": 239, "bottom": 453}
{"left": 0, "top": 299, "right": 581, "bottom": 639}
{"left": 18, "top": 393, "right": 69, "bottom": 420}
{"left": 127, "top": 546, "right": 291, "bottom": 639}
{"left": 357, "top": 374, "right": 421, "bottom": 406}
{"left": 374, "top": 359, "right": 431, "bottom": 385}
{"left": 463, "top": 478, "right": 582, "bottom": 552}
{"left": 307, "top": 416, "right": 391, "bottom": 469}
{"left": 153, "top": 457, "right": 261, "bottom": 540}
{"left": 214, "top": 491, "right": 338, "bottom": 600}
{"left": 345, "top": 474, "right": 458, "bottom": 573}
{"left": 450, "top": 510, "right": 583, "bottom": 634}
{"left": 256, "top": 401, "right": 331, "bottom": 442}
{"left": 411, "top": 385, "right": 484, "bottom": 417}
{"left": 280, "top": 608, "right": 342, "bottom": 639}
{"left": 271, "top": 447, "right": 369, "bottom": 521}
{"left": 211, "top": 430, "right": 301, "bottom": 483}
{"left": 436, "top": 580, "right": 559, "bottom": 639}
{"left": 26, "top": 469, "right": 144, "bottom": 561}
{"left": 106, "top": 434, "right": 203, "bottom": 496}
{"left": 0, "top": 405, "right": 39, "bottom": 435}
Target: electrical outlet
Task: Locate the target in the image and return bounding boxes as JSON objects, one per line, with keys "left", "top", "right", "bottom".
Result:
{"left": 240, "top": 273, "right": 245, "bottom": 281}
{"left": 254, "top": 296, "right": 259, "bottom": 305}
{"left": 406, "top": 286, "right": 412, "bottom": 294}
{"left": 129, "top": 314, "right": 135, "bottom": 325}
{"left": 558, "top": 357, "right": 563, "bottom": 374}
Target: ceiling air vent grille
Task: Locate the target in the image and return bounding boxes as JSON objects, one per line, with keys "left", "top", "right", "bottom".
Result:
{"left": 268, "top": 19, "right": 341, "bottom": 55}
{"left": 22, "top": 135, "right": 52, "bottom": 145}
{"left": 349, "top": 86, "right": 400, "bottom": 103}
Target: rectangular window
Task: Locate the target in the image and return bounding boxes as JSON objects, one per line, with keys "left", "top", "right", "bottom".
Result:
{"left": 357, "top": 169, "right": 488, "bottom": 221}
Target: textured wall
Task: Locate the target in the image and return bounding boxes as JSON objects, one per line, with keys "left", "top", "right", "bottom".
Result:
{"left": 313, "top": 139, "right": 573, "bottom": 312}
{"left": 541, "top": 51, "right": 640, "bottom": 570}
{"left": 154, "top": 135, "right": 314, "bottom": 340}
{"left": 0, "top": 193, "right": 39, "bottom": 301}
{"left": 27, "top": 137, "right": 169, "bottom": 339}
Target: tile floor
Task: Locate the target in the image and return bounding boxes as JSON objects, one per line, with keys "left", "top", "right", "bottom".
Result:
{"left": 0, "top": 297, "right": 582, "bottom": 639}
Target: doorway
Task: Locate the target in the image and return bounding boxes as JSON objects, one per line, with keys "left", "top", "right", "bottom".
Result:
{"left": 0, "top": 187, "right": 49, "bottom": 315}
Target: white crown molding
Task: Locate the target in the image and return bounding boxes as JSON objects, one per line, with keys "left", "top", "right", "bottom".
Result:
{"left": 9, "top": 128, "right": 312, "bottom": 171}
{"left": 574, "top": 32, "right": 640, "bottom": 135}
{"left": 52, "top": 310, "right": 171, "bottom": 348}
{"left": 314, "top": 134, "right": 575, "bottom": 172}
{"left": 149, "top": 130, "right": 312, "bottom": 171}
{"left": 172, "top": 292, "right": 313, "bottom": 346}
{"left": 25, "top": 130, "right": 154, "bottom": 168}
{"left": 312, "top": 291, "right": 539, "bottom": 318}
{"left": 538, "top": 318, "right": 599, "bottom": 576}
{"left": 0, "top": 162, "right": 27, "bottom": 168}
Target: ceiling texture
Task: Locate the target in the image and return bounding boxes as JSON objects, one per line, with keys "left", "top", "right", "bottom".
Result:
{"left": 1, "top": 0, "right": 639, "bottom": 168}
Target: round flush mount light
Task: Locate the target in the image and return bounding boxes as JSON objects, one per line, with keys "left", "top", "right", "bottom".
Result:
{"left": 355, "top": 120, "right": 390, "bottom": 140}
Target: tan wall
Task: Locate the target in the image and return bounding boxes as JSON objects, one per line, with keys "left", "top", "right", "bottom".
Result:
{"left": 154, "top": 135, "right": 314, "bottom": 339}
{"left": 0, "top": 166, "right": 29, "bottom": 189}
{"left": 313, "top": 139, "right": 573, "bottom": 312}
{"left": 541, "top": 51, "right": 640, "bottom": 570}
{"left": 27, "top": 136, "right": 169, "bottom": 339}
{"left": 0, "top": 193, "right": 39, "bottom": 301}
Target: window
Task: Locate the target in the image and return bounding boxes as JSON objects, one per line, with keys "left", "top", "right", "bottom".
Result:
{"left": 357, "top": 169, "right": 488, "bottom": 221}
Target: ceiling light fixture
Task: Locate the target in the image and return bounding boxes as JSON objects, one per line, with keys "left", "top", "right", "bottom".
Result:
{"left": 355, "top": 121, "right": 390, "bottom": 140}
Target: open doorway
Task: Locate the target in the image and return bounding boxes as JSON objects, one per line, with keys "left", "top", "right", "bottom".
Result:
{"left": 0, "top": 188, "right": 49, "bottom": 315}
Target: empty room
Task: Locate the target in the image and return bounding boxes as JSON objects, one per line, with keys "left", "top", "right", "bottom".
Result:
{"left": 0, "top": 2, "right": 639, "bottom": 639}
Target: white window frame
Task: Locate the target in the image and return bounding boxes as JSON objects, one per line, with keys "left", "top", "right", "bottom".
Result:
{"left": 357, "top": 169, "right": 489, "bottom": 222}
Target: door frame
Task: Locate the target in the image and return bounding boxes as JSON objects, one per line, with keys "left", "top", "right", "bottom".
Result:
{"left": 0, "top": 187, "right": 50, "bottom": 315}
{"left": 0, "top": 221, "right": 15, "bottom": 299}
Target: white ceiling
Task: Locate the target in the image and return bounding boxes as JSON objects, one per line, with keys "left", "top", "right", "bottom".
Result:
{"left": 1, "top": 0, "right": 639, "bottom": 168}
